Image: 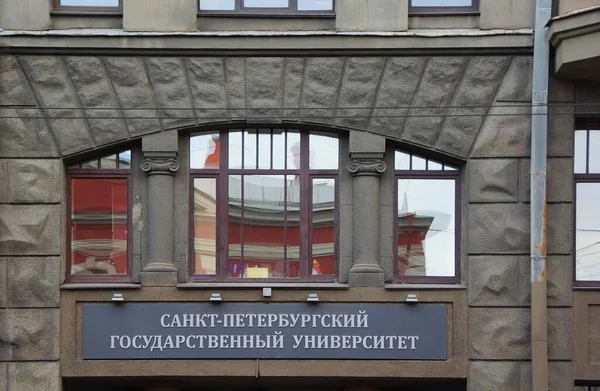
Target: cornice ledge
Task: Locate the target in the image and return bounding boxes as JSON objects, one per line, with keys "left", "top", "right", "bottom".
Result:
{"left": 548, "top": 6, "right": 600, "bottom": 47}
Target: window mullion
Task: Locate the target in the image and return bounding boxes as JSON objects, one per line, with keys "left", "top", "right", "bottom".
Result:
{"left": 299, "top": 131, "right": 310, "bottom": 279}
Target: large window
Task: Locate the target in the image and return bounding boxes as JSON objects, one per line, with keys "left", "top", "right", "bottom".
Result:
{"left": 190, "top": 128, "right": 339, "bottom": 281}
{"left": 199, "top": 0, "right": 334, "bottom": 15}
{"left": 54, "top": 0, "right": 122, "bottom": 12}
{"left": 66, "top": 150, "right": 131, "bottom": 282}
{"left": 394, "top": 150, "right": 459, "bottom": 283}
{"left": 409, "top": 0, "right": 479, "bottom": 14}
{"left": 575, "top": 129, "right": 600, "bottom": 284}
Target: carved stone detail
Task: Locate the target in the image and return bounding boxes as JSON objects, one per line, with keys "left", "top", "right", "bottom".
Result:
{"left": 347, "top": 159, "right": 387, "bottom": 177}
{"left": 140, "top": 158, "right": 179, "bottom": 175}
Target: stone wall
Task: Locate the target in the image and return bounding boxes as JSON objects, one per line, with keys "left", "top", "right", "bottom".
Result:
{"left": 0, "top": 54, "right": 577, "bottom": 389}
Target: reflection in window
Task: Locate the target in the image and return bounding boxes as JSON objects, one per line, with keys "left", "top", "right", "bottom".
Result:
{"left": 191, "top": 129, "right": 339, "bottom": 280}
{"left": 59, "top": 0, "right": 120, "bottom": 7}
{"left": 411, "top": 0, "right": 472, "bottom": 6}
{"left": 68, "top": 150, "right": 131, "bottom": 280}
{"left": 199, "top": 0, "right": 333, "bottom": 12}
{"left": 575, "top": 130, "right": 600, "bottom": 283}
{"left": 395, "top": 151, "right": 459, "bottom": 282}
{"left": 410, "top": 0, "right": 477, "bottom": 12}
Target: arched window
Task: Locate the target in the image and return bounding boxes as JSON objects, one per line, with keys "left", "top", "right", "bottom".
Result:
{"left": 66, "top": 150, "right": 132, "bottom": 282}
{"left": 394, "top": 150, "right": 460, "bottom": 283}
{"left": 190, "top": 128, "right": 339, "bottom": 281}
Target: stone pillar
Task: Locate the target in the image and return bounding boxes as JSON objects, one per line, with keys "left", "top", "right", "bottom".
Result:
{"left": 140, "top": 131, "right": 179, "bottom": 286}
{"left": 347, "top": 131, "right": 386, "bottom": 287}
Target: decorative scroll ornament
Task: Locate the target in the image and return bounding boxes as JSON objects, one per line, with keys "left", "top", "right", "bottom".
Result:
{"left": 347, "top": 159, "right": 387, "bottom": 177}
{"left": 140, "top": 158, "right": 179, "bottom": 175}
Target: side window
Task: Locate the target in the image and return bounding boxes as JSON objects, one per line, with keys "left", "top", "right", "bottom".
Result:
{"left": 575, "top": 129, "right": 600, "bottom": 284}
{"left": 66, "top": 150, "right": 131, "bottom": 282}
{"left": 394, "top": 150, "right": 460, "bottom": 283}
{"left": 190, "top": 128, "right": 339, "bottom": 281}
{"left": 53, "top": 0, "right": 122, "bottom": 11}
{"left": 409, "top": 0, "right": 479, "bottom": 14}
{"left": 199, "top": 0, "right": 334, "bottom": 15}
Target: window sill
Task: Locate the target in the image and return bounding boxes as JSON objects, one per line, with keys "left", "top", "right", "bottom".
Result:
{"left": 178, "top": 282, "right": 349, "bottom": 290}
{"left": 384, "top": 284, "right": 466, "bottom": 291}
{"left": 51, "top": 10, "right": 123, "bottom": 16}
{"left": 197, "top": 12, "right": 335, "bottom": 19}
{"left": 61, "top": 283, "right": 141, "bottom": 290}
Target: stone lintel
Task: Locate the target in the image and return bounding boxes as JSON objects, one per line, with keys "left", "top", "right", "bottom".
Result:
{"left": 142, "top": 130, "right": 179, "bottom": 154}
{"left": 349, "top": 131, "right": 386, "bottom": 155}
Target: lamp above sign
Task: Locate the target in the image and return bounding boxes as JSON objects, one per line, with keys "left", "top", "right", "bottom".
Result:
{"left": 82, "top": 303, "right": 447, "bottom": 360}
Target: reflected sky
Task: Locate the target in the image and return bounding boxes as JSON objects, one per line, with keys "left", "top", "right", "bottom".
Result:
{"left": 60, "top": 0, "right": 118, "bottom": 6}
{"left": 411, "top": 0, "right": 472, "bottom": 6}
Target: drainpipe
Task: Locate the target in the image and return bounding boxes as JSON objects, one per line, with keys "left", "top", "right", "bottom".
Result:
{"left": 530, "top": 0, "right": 551, "bottom": 390}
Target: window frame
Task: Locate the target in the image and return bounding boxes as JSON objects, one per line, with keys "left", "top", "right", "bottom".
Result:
{"left": 66, "top": 163, "right": 133, "bottom": 283}
{"left": 408, "top": 0, "right": 479, "bottom": 15}
{"left": 198, "top": 0, "right": 336, "bottom": 17}
{"left": 189, "top": 128, "right": 340, "bottom": 282}
{"left": 393, "top": 153, "right": 461, "bottom": 284}
{"left": 52, "top": 0, "right": 123, "bottom": 14}
{"left": 574, "top": 128, "right": 600, "bottom": 287}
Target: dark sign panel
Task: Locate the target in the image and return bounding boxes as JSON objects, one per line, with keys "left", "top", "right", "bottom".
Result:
{"left": 82, "top": 303, "right": 447, "bottom": 360}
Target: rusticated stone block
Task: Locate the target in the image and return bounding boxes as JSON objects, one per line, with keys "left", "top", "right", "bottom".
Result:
{"left": 519, "top": 158, "right": 573, "bottom": 203}
{"left": 0, "top": 56, "right": 36, "bottom": 105}
{"left": 0, "top": 309, "right": 59, "bottom": 361}
{"left": 0, "top": 362, "right": 6, "bottom": 390}
{"left": 185, "top": 58, "right": 228, "bottom": 122}
{"left": 519, "top": 256, "right": 573, "bottom": 307}
{"left": 468, "top": 256, "right": 519, "bottom": 306}
{"left": 468, "top": 159, "right": 519, "bottom": 202}
{"left": 0, "top": 160, "right": 61, "bottom": 204}
{"left": 0, "top": 205, "right": 60, "bottom": 256}
{"left": 64, "top": 56, "right": 129, "bottom": 145}
{"left": 8, "top": 362, "right": 59, "bottom": 391}
{"left": 402, "top": 57, "right": 466, "bottom": 147}
{"left": 369, "top": 57, "right": 426, "bottom": 140}
{"left": 0, "top": 260, "right": 6, "bottom": 308}
{"left": 469, "top": 308, "right": 529, "bottom": 359}
{"left": 468, "top": 361, "right": 520, "bottom": 391}
{"left": 301, "top": 58, "right": 344, "bottom": 124}
{"left": 548, "top": 308, "right": 572, "bottom": 360}
{"left": 548, "top": 104, "right": 574, "bottom": 158}
{"left": 468, "top": 204, "right": 529, "bottom": 254}
{"left": 19, "top": 56, "right": 93, "bottom": 155}
{"left": 146, "top": 57, "right": 195, "bottom": 129}
{"left": 104, "top": 57, "right": 162, "bottom": 136}
{"left": 517, "top": 361, "right": 574, "bottom": 391}
{"left": 470, "top": 105, "right": 531, "bottom": 158}
{"left": 246, "top": 58, "right": 285, "bottom": 122}
{"left": 548, "top": 203, "right": 572, "bottom": 255}
{"left": 8, "top": 257, "right": 60, "bottom": 308}
{"left": 0, "top": 110, "right": 59, "bottom": 158}
{"left": 283, "top": 58, "right": 304, "bottom": 119}
{"left": 225, "top": 58, "right": 246, "bottom": 120}
{"left": 334, "top": 57, "right": 385, "bottom": 130}
{"left": 495, "top": 57, "right": 532, "bottom": 102}
{"left": 437, "top": 56, "right": 511, "bottom": 158}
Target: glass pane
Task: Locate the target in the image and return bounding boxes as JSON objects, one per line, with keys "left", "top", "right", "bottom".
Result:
{"left": 312, "top": 178, "right": 336, "bottom": 276}
{"left": 244, "top": 0, "right": 289, "bottom": 7}
{"left": 193, "top": 178, "right": 217, "bottom": 275}
{"left": 81, "top": 159, "right": 98, "bottom": 169}
{"left": 444, "top": 165, "right": 457, "bottom": 171}
{"left": 100, "top": 154, "right": 117, "bottom": 169}
{"left": 258, "top": 130, "right": 271, "bottom": 169}
{"left": 411, "top": 0, "right": 472, "bottom": 6}
{"left": 309, "top": 133, "right": 339, "bottom": 170}
{"left": 395, "top": 151, "right": 410, "bottom": 170}
{"left": 397, "top": 179, "right": 455, "bottom": 277}
{"left": 199, "top": 0, "right": 235, "bottom": 10}
{"left": 286, "top": 175, "right": 300, "bottom": 277}
{"left": 242, "top": 175, "right": 286, "bottom": 278}
{"left": 272, "top": 131, "right": 286, "bottom": 170}
{"left": 576, "top": 183, "right": 600, "bottom": 281}
{"left": 228, "top": 131, "right": 243, "bottom": 169}
{"left": 589, "top": 130, "right": 600, "bottom": 173}
{"left": 298, "top": 0, "right": 333, "bottom": 10}
{"left": 244, "top": 130, "right": 258, "bottom": 169}
{"left": 118, "top": 151, "right": 131, "bottom": 169}
{"left": 70, "top": 178, "right": 128, "bottom": 275}
{"left": 574, "top": 130, "right": 587, "bottom": 174}
{"left": 287, "top": 131, "right": 301, "bottom": 170}
{"left": 412, "top": 156, "right": 426, "bottom": 170}
{"left": 60, "top": 0, "right": 118, "bottom": 6}
{"left": 68, "top": 163, "right": 80, "bottom": 170}
{"left": 428, "top": 160, "right": 443, "bottom": 171}
{"left": 191, "top": 133, "right": 220, "bottom": 169}
{"left": 228, "top": 175, "right": 242, "bottom": 277}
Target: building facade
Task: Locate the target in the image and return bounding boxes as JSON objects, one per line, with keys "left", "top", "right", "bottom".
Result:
{"left": 0, "top": 0, "right": 599, "bottom": 390}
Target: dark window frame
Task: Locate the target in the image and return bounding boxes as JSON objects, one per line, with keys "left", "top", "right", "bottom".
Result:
{"left": 574, "top": 128, "right": 600, "bottom": 287}
{"left": 393, "top": 153, "right": 461, "bottom": 284}
{"left": 198, "top": 0, "right": 335, "bottom": 17}
{"left": 52, "top": 0, "right": 123, "bottom": 14}
{"left": 189, "top": 128, "right": 340, "bottom": 282}
{"left": 66, "top": 163, "right": 132, "bottom": 283}
{"left": 409, "top": 0, "right": 479, "bottom": 15}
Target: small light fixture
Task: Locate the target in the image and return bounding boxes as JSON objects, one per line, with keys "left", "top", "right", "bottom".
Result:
{"left": 306, "top": 293, "right": 320, "bottom": 303}
{"left": 263, "top": 287, "right": 272, "bottom": 303}
{"left": 405, "top": 294, "right": 418, "bottom": 304}
{"left": 209, "top": 292, "right": 223, "bottom": 303}
{"left": 111, "top": 293, "right": 125, "bottom": 303}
